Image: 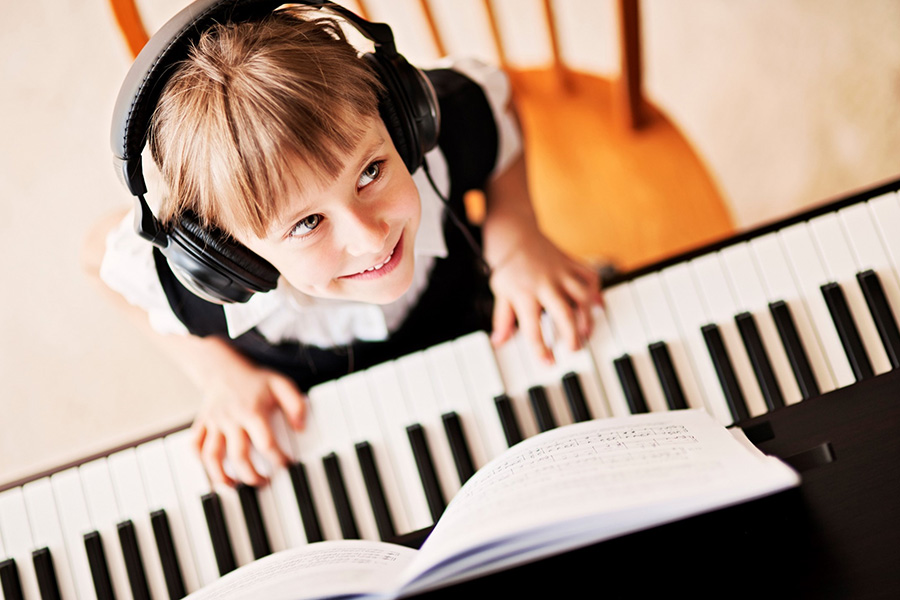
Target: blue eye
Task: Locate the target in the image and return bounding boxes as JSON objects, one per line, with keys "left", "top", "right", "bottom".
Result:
{"left": 289, "top": 214, "right": 322, "bottom": 238}
{"left": 358, "top": 160, "right": 384, "bottom": 188}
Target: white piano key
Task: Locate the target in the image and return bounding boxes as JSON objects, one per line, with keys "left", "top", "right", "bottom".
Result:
{"left": 749, "top": 232, "right": 836, "bottom": 393}
{"left": 492, "top": 335, "right": 542, "bottom": 435}
{"left": 809, "top": 213, "right": 891, "bottom": 374}
{"left": 691, "top": 253, "right": 773, "bottom": 418}
{"left": 336, "top": 371, "right": 411, "bottom": 536}
{"left": 395, "top": 352, "right": 461, "bottom": 502}
{"left": 78, "top": 459, "right": 133, "bottom": 599}
{"left": 210, "top": 483, "right": 254, "bottom": 568}
{"left": 0, "top": 488, "right": 43, "bottom": 600}
{"left": 309, "top": 381, "right": 381, "bottom": 541}
{"left": 868, "top": 192, "right": 900, "bottom": 278}
{"left": 365, "top": 361, "right": 434, "bottom": 531}
{"left": 241, "top": 449, "right": 289, "bottom": 556}
{"left": 630, "top": 272, "right": 708, "bottom": 412}
{"left": 660, "top": 263, "right": 736, "bottom": 425}
{"left": 266, "top": 414, "right": 314, "bottom": 548}
{"left": 163, "top": 429, "right": 221, "bottom": 586}
{"left": 510, "top": 323, "right": 573, "bottom": 429}
{"left": 719, "top": 243, "right": 803, "bottom": 406}
{"left": 779, "top": 223, "right": 857, "bottom": 387}
{"left": 841, "top": 201, "right": 900, "bottom": 345}
{"left": 452, "top": 332, "right": 516, "bottom": 457}
{"left": 22, "top": 478, "right": 79, "bottom": 600}
{"left": 135, "top": 437, "right": 204, "bottom": 593}
{"left": 284, "top": 398, "right": 344, "bottom": 542}
{"left": 603, "top": 285, "right": 669, "bottom": 413}
{"left": 584, "top": 305, "right": 633, "bottom": 418}
{"left": 544, "top": 323, "right": 611, "bottom": 421}
{"left": 49, "top": 468, "right": 99, "bottom": 600}
{"left": 107, "top": 448, "right": 169, "bottom": 600}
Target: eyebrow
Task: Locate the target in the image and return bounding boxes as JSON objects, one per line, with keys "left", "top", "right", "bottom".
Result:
{"left": 271, "top": 136, "right": 387, "bottom": 239}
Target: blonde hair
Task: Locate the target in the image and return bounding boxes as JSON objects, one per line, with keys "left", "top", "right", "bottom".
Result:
{"left": 149, "top": 6, "right": 384, "bottom": 238}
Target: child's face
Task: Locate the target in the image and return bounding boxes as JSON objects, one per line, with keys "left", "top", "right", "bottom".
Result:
{"left": 237, "top": 117, "right": 421, "bottom": 305}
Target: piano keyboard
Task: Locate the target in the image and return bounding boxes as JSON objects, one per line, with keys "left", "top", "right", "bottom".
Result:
{"left": 4, "top": 179, "right": 900, "bottom": 599}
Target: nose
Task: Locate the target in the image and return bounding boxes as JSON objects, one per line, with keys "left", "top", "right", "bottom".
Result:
{"left": 342, "top": 202, "right": 390, "bottom": 257}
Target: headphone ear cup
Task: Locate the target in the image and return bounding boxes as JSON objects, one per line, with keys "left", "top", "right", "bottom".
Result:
{"left": 166, "top": 211, "right": 280, "bottom": 303}
{"left": 363, "top": 51, "right": 439, "bottom": 173}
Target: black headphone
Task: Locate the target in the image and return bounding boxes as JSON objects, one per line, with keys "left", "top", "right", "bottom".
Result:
{"left": 110, "top": 0, "right": 441, "bottom": 303}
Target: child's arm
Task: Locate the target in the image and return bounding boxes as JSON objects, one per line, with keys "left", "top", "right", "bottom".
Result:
{"left": 481, "top": 153, "right": 603, "bottom": 363}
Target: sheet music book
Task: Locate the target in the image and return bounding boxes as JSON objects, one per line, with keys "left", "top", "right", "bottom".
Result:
{"left": 185, "top": 409, "right": 799, "bottom": 600}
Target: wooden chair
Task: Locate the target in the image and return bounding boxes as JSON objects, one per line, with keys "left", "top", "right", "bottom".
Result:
{"left": 108, "top": 0, "right": 734, "bottom": 271}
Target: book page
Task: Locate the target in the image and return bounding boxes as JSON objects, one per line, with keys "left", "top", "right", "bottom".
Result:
{"left": 404, "top": 410, "right": 798, "bottom": 591}
{"left": 184, "top": 540, "right": 417, "bottom": 600}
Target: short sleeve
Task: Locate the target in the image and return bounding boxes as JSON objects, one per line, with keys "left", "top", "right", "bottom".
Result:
{"left": 99, "top": 210, "right": 189, "bottom": 335}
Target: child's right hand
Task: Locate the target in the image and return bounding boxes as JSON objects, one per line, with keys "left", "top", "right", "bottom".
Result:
{"left": 190, "top": 352, "right": 306, "bottom": 487}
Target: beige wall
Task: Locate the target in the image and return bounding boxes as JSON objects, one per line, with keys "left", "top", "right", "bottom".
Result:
{"left": 2, "top": 0, "right": 899, "bottom": 484}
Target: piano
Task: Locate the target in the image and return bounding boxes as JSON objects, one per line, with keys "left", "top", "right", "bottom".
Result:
{"left": 3, "top": 177, "right": 900, "bottom": 599}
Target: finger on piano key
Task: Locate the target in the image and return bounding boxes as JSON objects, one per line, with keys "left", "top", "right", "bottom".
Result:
{"left": 604, "top": 285, "right": 671, "bottom": 414}
{"left": 395, "top": 353, "right": 462, "bottom": 503}
{"left": 509, "top": 322, "right": 572, "bottom": 429}
{"left": 22, "top": 479, "right": 79, "bottom": 600}
{"left": 540, "top": 318, "right": 609, "bottom": 421}
{"left": 424, "top": 340, "right": 492, "bottom": 472}
{"left": 631, "top": 273, "right": 708, "bottom": 412}
{"left": 163, "top": 430, "right": 228, "bottom": 583}
{"left": 690, "top": 253, "right": 768, "bottom": 418}
{"left": 583, "top": 305, "right": 633, "bottom": 418}
{"left": 719, "top": 243, "right": 803, "bottom": 407}
{"left": 0, "top": 488, "right": 42, "bottom": 600}
{"left": 778, "top": 223, "right": 857, "bottom": 387}
{"left": 749, "top": 232, "right": 836, "bottom": 394}
{"left": 839, "top": 201, "right": 900, "bottom": 367}
{"left": 107, "top": 448, "right": 169, "bottom": 600}
{"left": 364, "top": 362, "right": 435, "bottom": 532}
{"left": 136, "top": 437, "right": 203, "bottom": 594}
{"left": 809, "top": 213, "right": 889, "bottom": 376}
{"left": 78, "top": 459, "right": 137, "bottom": 599}
{"left": 50, "top": 468, "right": 104, "bottom": 600}
{"left": 309, "top": 382, "right": 381, "bottom": 541}
{"left": 266, "top": 414, "right": 321, "bottom": 547}
{"left": 659, "top": 263, "right": 737, "bottom": 425}
{"left": 336, "top": 372, "right": 408, "bottom": 538}
{"left": 491, "top": 335, "right": 542, "bottom": 436}
{"left": 284, "top": 392, "right": 355, "bottom": 542}
{"left": 451, "top": 332, "right": 515, "bottom": 457}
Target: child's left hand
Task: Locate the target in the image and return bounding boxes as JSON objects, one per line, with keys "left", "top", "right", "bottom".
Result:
{"left": 487, "top": 221, "right": 602, "bottom": 363}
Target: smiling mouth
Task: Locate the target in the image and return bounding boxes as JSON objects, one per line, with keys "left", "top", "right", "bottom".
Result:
{"left": 341, "top": 234, "right": 404, "bottom": 280}
{"left": 364, "top": 248, "right": 395, "bottom": 272}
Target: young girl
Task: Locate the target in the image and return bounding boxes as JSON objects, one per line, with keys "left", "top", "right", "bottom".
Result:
{"left": 94, "top": 1, "right": 601, "bottom": 487}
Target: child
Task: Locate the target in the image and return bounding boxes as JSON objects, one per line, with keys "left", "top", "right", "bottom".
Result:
{"left": 93, "top": 1, "right": 601, "bottom": 487}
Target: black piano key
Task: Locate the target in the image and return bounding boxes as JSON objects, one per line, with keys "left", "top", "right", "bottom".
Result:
{"left": 406, "top": 424, "right": 446, "bottom": 522}
{"left": 236, "top": 484, "right": 271, "bottom": 559}
{"left": 821, "top": 282, "right": 874, "bottom": 380}
{"left": 528, "top": 386, "right": 557, "bottom": 432}
{"left": 355, "top": 442, "right": 396, "bottom": 541}
{"left": 493, "top": 394, "right": 523, "bottom": 447}
{"left": 83, "top": 530, "right": 116, "bottom": 600}
{"left": 322, "top": 453, "right": 360, "bottom": 539}
{"left": 201, "top": 492, "right": 237, "bottom": 575}
{"left": 701, "top": 324, "right": 751, "bottom": 423}
{"left": 735, "top": 312, "right": 785, "bottom": 411}
{"left": 117, "top": 519, "right": 151, "bottom": 600}
{"left": 150, "top": 509, "right": 187, "bottom": 600}
{"left": 288, "top": 462, "right": 323, "bottom": 543}
{"left": 769, "top": 300, "right": 820, "bottom": 400}
{"left": 561, "top": 372, "right": 593, "bottom": 422}
{"left": 648, "top": 342, "right": 688, "bottom": 410}
{"left": 613, "top": 354, "right": 649, "bottom": 414}
{"left": 857, "top": 269, "right": 900, "bottom": 368}
{"left": 0, "top": 558, "right": 24, "bottom": 600}
{"left": 441, "top": 412, "right": 476, "bottom": 483}
{"left": 32, "top": 547, "right": 61, "bottom": 600}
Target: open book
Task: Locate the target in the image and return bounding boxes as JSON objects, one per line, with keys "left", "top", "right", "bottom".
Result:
{"left": 185, "top": 409, "right": 799, "bottom": 600}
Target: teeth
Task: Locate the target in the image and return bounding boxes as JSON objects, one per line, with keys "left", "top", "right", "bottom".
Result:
{"left": 364, "top": 249, "right": 394, "bottom": 272}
